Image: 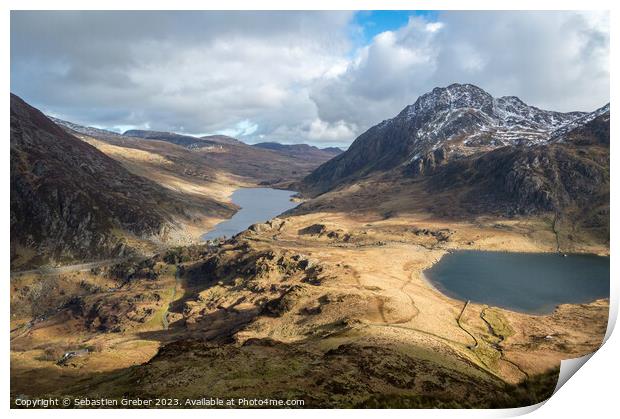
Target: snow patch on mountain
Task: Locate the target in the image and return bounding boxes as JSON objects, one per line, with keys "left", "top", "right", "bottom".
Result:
{"left": 382, "top": 84, "right": 593, "bottom": 157}
{"left": 48, "top": 116, "right": 123, "bottom": 139}
{"left": 550, "top": 103, "right": 610, "bottom": 141}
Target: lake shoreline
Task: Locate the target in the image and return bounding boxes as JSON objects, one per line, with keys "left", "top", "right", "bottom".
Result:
{"left": 422, "top": 249, "right": 609, "bottom": 316}
{"left": 201, "top": 187, "right": 299, "bottom": 241}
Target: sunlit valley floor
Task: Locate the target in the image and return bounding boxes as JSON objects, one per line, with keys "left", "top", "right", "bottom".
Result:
{"left": 10, "top": 84, "right": 610, "bottom": 408}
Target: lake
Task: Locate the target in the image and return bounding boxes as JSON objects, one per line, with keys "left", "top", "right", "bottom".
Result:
{"left": 202, "top": 188, "right": 298, "bottom": 241}
{"left": 424, "top": 250, "right": 609, "bottom": 314}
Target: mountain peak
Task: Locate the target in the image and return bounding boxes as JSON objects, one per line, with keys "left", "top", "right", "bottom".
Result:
{"left": 442, "top": 82, "right": 489, "bottom": 97}
{"left": 399, "top": 83, "right": 494, "bottom": 122}
{"left": 302, "top": 84, "right": 600, "bottom": 194}
{"left": 388, "top": 84, "right": 587, "bottom": 144}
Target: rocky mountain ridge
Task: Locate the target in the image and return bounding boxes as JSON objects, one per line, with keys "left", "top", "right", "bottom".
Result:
{"left": 123, "top": 129, "right": 220, "bottom": 149}
{"left": 200, "top": 134, "right": 245, "bottom": 146}
{"left": 299, "top": 84, "right": 609, "bottom": 245}
{"left": 51, "top": 119, "right": 344, "bottom": 162}
{"left": 48, "top": 116, "right": 124, "bottom": 140}
{"left": 303, "top": 83, "right": 608, "bottom": 194}
{"left": 49, "top": 119, "right": 335, "bottom": 185}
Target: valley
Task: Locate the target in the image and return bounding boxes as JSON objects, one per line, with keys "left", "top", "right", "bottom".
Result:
{"left": 11, "top": 100, "right": 335, "bottom": 271}
{"left": 10, "top": 84, "right": 610, "bottom": 408}
{"left": 10, "top": 210, "right": 608, "bottom": 407}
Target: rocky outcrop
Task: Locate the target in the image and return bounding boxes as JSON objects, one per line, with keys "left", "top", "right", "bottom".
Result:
{"left": 298, "top": 223, "right": 351, "bottom": 242}
{"left": 65, "top": 290, "right": 163, "bottom": 333}
{"left": 298, "top": 224, "right": 328, "bottom": 236}
{"left": 407, "top": 146, "right": 450, "bottom": 176}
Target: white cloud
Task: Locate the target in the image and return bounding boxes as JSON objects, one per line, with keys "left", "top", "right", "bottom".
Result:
{"left": 216, "top": 120, "right": 258, "bottom": 138}
{"left": 309, "top": 11, "right": 609, "bottom": 140}
{"left": 11, "top": 11, "right": 353, "bottom": 144}
{"left": 307, "top": 119, "right": 357, "bottom": 142}
{"left": 11, "top": 11, "right": 609, "bottom": 147}
{"left": 425, "top": 22, "right": 444, "bottom": 33}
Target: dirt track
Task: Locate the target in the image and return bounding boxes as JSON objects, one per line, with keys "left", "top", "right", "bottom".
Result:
{"left": 10, "top": 258, "right": 127, "bottom": 279}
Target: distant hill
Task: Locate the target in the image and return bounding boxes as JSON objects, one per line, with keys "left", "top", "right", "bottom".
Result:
{"left": 123, "top": 129, "right": 219, "bottom": 149}
{"left": 322, "top": 146, "right": 345, "bottom": 154}
{"left": 253, "top": 142, "right": 342, "bottom": 161}
{"left": 51, "top": 118, "right": 336, "bottom": 188}
{"left": 201, "top": 134, "right": 244, "bottom": 146}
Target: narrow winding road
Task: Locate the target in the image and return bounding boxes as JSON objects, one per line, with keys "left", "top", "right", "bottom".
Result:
{"left": 10, "top": 258, "right": 127, "bottom": 279}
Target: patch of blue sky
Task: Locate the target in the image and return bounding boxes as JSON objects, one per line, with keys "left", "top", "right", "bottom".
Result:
{"left": 351, "top": 10, "right": 439, "bottom": 46}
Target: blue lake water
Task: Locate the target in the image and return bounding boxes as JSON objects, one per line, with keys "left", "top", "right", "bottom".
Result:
{"left": 202, "top": 188, "right": 298, "bottom": 241}
{"left": 424, "top": 250, "right": 610, "bottom": 314}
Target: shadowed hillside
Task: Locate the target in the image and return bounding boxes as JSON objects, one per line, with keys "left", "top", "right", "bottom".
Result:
{"left": 10, "top": 94, "right": 235, "bottom": 269}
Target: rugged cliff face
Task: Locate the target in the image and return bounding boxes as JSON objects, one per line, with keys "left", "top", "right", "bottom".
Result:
{"left": 302, "top": 83, "right": 607, "bottom": 194}
{"left": 426, "top": 138, "right": 609, "bottom": 215}
{"left": 425, "top": 112, "right": 609, "bottom": 243}
{"left": 10, "top": 94, "right": 234, "bottom": 269}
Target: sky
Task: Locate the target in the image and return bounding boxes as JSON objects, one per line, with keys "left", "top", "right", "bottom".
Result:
{"left": 10, "top": 10, "right": 610, "bottom": 147}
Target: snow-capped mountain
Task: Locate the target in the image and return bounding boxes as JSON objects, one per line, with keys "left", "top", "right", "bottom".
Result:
{"left": 382, "top": 83, "right": 588, "bottom": 152}
{"left": 550, "top": 103, "right": 610, "bottom": 141}
{"left": 302, "top": 83, "right": 609, "bottom": 193}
